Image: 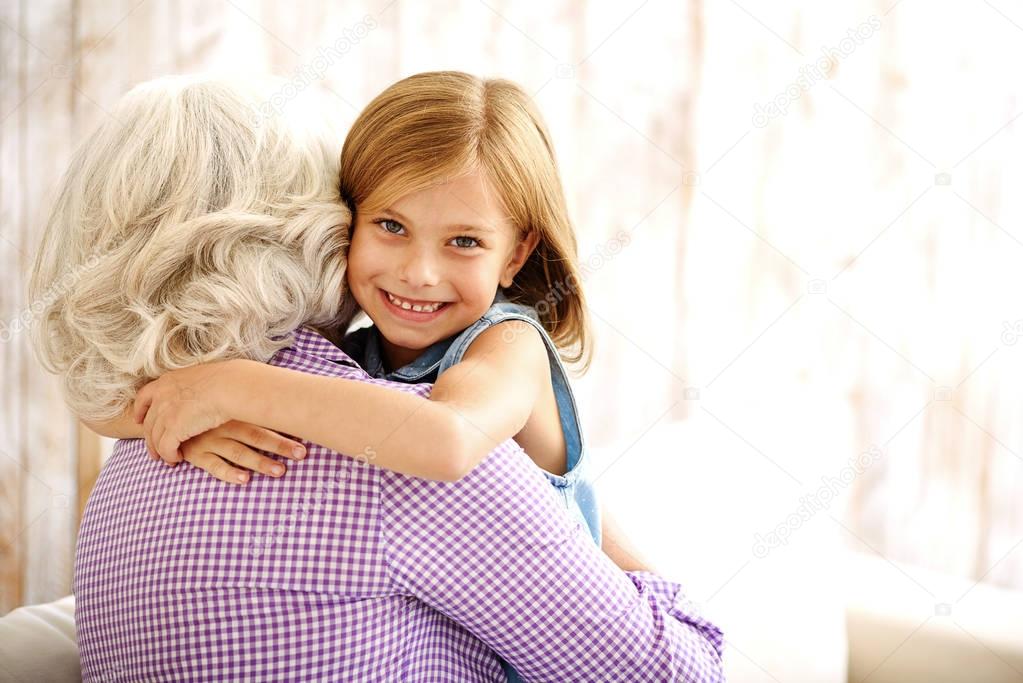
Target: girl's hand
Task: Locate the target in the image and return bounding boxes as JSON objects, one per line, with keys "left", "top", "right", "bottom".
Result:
{"left": 156, "top": 420, "right": 307, "bottom": 485}
{"left": 133, "top": 360, "right": 243, "bottom": 463}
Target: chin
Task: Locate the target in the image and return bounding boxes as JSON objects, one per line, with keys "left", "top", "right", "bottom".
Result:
{"left": 379, "top": 324, "right": 433, "bottom": 348}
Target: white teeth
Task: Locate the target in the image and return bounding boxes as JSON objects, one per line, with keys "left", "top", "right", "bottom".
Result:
{"left": 386, "top": 291, "right": 445, "bottom": 313}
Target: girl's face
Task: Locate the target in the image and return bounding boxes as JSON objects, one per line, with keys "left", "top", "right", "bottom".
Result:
{"left": 347, "top": 170, "right": 539, "bottom": 370}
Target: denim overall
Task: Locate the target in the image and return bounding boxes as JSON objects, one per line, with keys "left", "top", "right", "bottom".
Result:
{"left": 341, "top": 289, "right": 602, "bottom": 683}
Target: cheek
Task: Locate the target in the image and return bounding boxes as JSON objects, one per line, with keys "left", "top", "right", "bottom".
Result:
{"left": 345, "top": 244, "right": 382, "bottom": 311}
{"left": 346, "top": 235, "right": 377, "bottom": 284}
{"left": 456, "top": 265, "right": 502, "bottom": 303}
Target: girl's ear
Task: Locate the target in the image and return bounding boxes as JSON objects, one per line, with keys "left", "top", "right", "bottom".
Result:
{"left": 500, "top": 230, "right": 540, "bottom": 289}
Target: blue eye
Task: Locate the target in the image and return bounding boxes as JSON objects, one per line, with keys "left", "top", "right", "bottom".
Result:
{"left": 375, "top": 218, "right": 405, "bottom": 235}
{"left": 373, "top": 218, "right": 480, "bottom": 250}
{"left": 451, "top": 236, "right": 480, "bottom": 249}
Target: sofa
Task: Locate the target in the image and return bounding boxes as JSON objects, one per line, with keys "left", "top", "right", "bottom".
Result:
{"left": 0, "top": 594, "right": 79, "bottom": 682}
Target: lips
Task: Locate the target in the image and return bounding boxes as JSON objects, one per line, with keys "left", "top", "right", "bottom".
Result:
{"left": 379, "top": 288, "right": 451, "bottom": 319}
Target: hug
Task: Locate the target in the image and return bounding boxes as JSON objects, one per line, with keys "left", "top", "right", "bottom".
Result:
{"left": 29, "top": 71, "right": 725, "bottom": 682}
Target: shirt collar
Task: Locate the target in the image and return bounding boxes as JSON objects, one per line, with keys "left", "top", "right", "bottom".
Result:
{"left": 361, "top": 325, "right": 451, "bottom": 382}
{"left": 349, "top": 288, "right": 512, "bottom": 382}
{"left": 339, "top": 287, "right": 515, "bottom": 382}
{"left": 286, "top": 326, "right": 363, "bottom": 368}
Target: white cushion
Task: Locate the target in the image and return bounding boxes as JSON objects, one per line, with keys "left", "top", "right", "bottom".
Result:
{"left": 0, "top": 595, "right": 80, "bottom": 682}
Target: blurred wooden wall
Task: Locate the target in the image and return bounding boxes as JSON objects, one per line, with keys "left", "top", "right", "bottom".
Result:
{"left": 0, "top": 0, "right": 285, "bottom": 614}
{"left": 2, "top": 0, "right": 1021, "bottom": 616}
{"left": 0, "top": 0, "right": 429, "bottom": 615}
{"left": 1, "top": 0, "right": 79, "bottom": 615}
{"left": 0, "top": 0, "right": 569, "bottom": 614}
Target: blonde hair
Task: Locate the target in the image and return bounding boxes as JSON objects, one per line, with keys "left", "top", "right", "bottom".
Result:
{"left": 28, "top": 74, "right": 351, "bottom": 421}
{"left": 339, "top": 71, "right": 592, "bottom": 371}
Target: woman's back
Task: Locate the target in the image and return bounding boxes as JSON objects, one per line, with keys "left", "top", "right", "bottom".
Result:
{"left": 74, "top": 327, "right": 507, "bottom": 682}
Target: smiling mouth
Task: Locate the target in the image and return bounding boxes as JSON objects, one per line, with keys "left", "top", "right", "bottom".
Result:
{"left": 381, "top": 289, "right": 452, "bottom": 315}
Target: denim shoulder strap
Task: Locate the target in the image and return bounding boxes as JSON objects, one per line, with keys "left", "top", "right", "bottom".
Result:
{"left": 437, "top": 301, "right": 586, "bottom": 473}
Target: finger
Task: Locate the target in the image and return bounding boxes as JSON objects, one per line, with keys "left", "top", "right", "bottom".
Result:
{"left": 158, "top": 436, "right": 182, "bottom": 465}
{"left": 224, "top": 421, "right": 306, "bottom": 460}
{"left": 133, "top": 383, "right": 154, "bottom": 424}
{"left": 149, "top": 416, "right": 164, "bottom": 461}
{"left": 146, "top": 439, "right": 177, "bottom": 467}
{"left": 154, "top": 420, "right": 184, "bottom": 464}
{"left": 149, "top": 408, "right": 184, "bottom": 465}
{"left": 211, "top": 438, "right": 287, "bottom": 478}
{"left": 185, "top": 451, "right": 251, "bottom": 485}
{"left": 142, "top": 403, "right": 159, "bottom": 455}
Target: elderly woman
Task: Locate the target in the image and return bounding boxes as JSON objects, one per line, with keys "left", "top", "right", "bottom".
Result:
{"left": 30, "top": 75, "right": 724, "bottom": 682}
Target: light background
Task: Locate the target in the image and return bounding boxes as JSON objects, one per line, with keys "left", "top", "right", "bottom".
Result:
{"left": 2, "top": 0, "right": 1021, "bottom": 680}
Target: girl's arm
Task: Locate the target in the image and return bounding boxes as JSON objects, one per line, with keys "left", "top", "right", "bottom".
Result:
{"left": 82, "top": 399, "right": 308, "bottom": 484}
{"left": 239, "top": 319, "right": 547, "bottom": 479}
{"left": 82, "top": 408, "right": 144, "bottom": 439}
{"left": 135, "top": 359, "right": 469, "bottom": 481}
{"left": 227, "top": 362, "right": 471, "bottom": 481}
{"left": 136, "top": 320, "right": 549, "bottom": 482}
{"left": 427, "top": 319, "right": 549, "bottom": 472}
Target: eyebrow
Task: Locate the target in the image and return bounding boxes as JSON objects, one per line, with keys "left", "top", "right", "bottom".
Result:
{"left": 378, "top": 207, "right": 498, "bottom": 234}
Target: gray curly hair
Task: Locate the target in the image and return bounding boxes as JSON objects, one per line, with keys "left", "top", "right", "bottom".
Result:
{"left": 28, "top": 74, "right": 351, "bottom": 421}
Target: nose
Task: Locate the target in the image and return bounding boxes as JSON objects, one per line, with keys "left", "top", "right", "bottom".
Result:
{"left": 397, "top": 244, "right": 441, "bottom": 289}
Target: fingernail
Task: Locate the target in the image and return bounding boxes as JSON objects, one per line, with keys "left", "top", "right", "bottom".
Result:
{"left": 237, "top": 472, "right": 248, "bottom": 483}
{"left": 292, "top": 446, "right": 306, "bottom": 460}
{"left": 271, "top": 465, "right": 285, "bottom": 476}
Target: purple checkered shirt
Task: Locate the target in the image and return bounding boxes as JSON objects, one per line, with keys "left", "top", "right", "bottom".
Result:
{"left": 75, "top": 326, "right": 724, "bottom": 682}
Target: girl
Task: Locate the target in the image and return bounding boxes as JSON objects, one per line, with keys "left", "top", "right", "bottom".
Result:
{"left": 140, "top": 71, "right": 606, "bottom": 552}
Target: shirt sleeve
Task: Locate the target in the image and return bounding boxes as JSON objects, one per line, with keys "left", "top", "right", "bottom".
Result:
{"left": 380, "top": 441, "right": 725, "bottom": 683}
